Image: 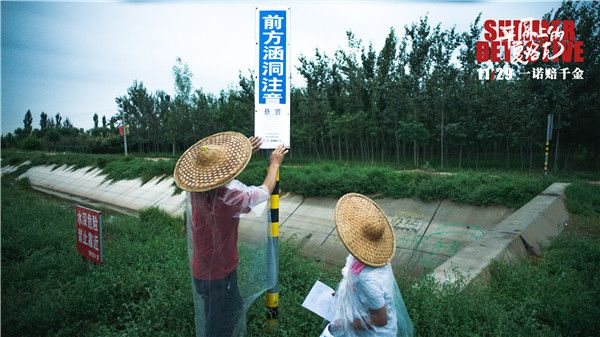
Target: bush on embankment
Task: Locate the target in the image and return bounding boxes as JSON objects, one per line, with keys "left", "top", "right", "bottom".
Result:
{"left": 2, "top": 150, "right": 557, "bottom": 209}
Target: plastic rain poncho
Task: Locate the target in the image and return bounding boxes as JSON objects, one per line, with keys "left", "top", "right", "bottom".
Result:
{"left": 185, "top": 180, "right": 275, "bottom": 337}
{"left": 322, "top": 255, "right": 413, "bottom": 337}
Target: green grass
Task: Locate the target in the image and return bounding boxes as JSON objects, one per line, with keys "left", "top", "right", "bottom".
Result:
{"left": 280, "top": 154, "right": 600, "bottom": 181}
{"left": 564, "top": 182, "right": 600, "bottom": 238}
{"left": 565, "top": 182, "right": 600, "bottom": 216}
{"left": 0, "top": 177, "right": 338, "bottom": 337}
{"left": 1, "top": 179, "right": 192, "bottom": 336}
{"left": 2, "top": 150, "right": 579, "bottom": 209}
{"left": 2, "top": 175, "right": 599, "bottom": 337}
{"left": 404, "top": 231, "right": 600, "bottom": 337}
{"left": 241, "top": 162, "right": 551, "bottom": 209}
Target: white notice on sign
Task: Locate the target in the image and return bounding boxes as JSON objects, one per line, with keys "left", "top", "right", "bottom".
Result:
{"left": 302, "top": 280, "right": 335, "bottom": 322}
{"left": 254, "top": 105, "right": 290, "bottom": 148}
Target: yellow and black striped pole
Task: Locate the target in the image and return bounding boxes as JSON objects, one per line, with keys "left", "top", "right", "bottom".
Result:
{"left": 266, "top": 169, "right": 280, "bottom": 332}
{"left": 544, "top": 140, "right": 550, "bottom": 177}
{"left": 544, "top": 114, "right": 553, "bottom": 178}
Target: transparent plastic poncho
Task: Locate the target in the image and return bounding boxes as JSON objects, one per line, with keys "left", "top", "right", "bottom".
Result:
{"left": 323, "top": 255, "right": 413, "bottom": 337}
{"left": 185, "top": 180, "right": 275, "bottom": 337}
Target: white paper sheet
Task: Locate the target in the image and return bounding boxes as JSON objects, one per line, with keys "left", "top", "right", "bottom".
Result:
{"left": 302, "top": 280, "right": 335, "bottom": 322}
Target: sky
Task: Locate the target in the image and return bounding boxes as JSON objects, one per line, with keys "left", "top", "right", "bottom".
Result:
{"left": 1, "top": 0, "right": 561, "bottom": 134}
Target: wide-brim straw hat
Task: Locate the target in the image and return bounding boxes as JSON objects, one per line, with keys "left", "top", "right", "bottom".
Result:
{"left": 335, "top": 193, "right": 396, "bottom": 267}
{"left": 173, "top": 131, "right": 252, "bottom": 192}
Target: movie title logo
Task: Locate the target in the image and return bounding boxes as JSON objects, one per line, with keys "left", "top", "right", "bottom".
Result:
{"left": 476, "top": 19, "right": 584, "bottom": 81}
{"left": 477, "top": 19, "right": 584, "bottom": 64}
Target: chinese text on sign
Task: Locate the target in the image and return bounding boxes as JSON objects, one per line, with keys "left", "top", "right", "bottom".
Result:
{"left": 255, "top": 8, "right": 290, "bottom": 149}
{"left": 76, "top": 205, "right": 103, "bottom": 264}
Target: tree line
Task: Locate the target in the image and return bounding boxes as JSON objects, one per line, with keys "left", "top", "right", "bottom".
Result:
{"left": 3, "top": 1, "right": 599, "bottom": 171}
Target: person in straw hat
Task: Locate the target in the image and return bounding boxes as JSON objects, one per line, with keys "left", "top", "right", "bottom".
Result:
{"left": 321, "top": 193, "right": 413, "bottom": 337}
{"left": 173, "top": 131, "right": 288, "bottom": 337}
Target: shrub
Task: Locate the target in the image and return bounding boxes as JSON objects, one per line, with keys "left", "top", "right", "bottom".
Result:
{"left": 20, "top": 136, "right": 42, "bottom": 150}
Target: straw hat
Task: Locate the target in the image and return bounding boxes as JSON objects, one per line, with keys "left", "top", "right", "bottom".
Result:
{"left": 334, "top": 193, "right": 396, "bottom": 267}
{"left": 173, "top": 131, "right": 252, "bottom": 192}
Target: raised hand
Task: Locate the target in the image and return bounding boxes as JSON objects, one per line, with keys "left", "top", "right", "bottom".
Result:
{"left": 249, "top": 136, "right": 263, "bottom": 154}
{"left": 270, "top": 144, "right": 289, "bottom": 166}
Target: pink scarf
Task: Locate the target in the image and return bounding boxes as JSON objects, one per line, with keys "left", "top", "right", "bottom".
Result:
{"left": 351, "top": 258, "right": 366, "bottom": 276}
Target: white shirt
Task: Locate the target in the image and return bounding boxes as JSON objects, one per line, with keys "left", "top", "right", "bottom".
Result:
{"left": 353, "top": 264, "right": 398, "bottom": 337}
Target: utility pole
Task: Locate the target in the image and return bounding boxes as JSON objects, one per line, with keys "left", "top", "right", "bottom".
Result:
{"left": 544, "top": 113, "right": 553, "bottom": 177}
{"left": 122, "top": 110, "right": 128, "bottom": 156}
{"left": 440, "top": 100, "right": 444, "bottom": 170}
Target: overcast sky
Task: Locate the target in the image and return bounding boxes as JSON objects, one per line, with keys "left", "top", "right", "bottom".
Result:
{"left": 1, "top": 0, "right": 560, "bottom": 134}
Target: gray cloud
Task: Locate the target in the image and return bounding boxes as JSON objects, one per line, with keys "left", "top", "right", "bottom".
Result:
{"left": 1, "top": 1, "right": 559, "bottom": 134}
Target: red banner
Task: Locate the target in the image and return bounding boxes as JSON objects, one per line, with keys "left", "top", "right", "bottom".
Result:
{"left": 76, "top": 205, "right": 103, "bottom": 264}
{"left": 118, "top": 125, "right": 130, "bottom": 136}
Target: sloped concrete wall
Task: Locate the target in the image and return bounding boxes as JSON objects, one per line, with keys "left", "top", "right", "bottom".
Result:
{"left": 431, "top": 183, "right": 569, "bottom": 287}
{"left": 6, "top": 163, "right": 515, "bottom": 275}
{"left": 0, "top": 160, "right": 31, "bottom": 175}
{"left": 17, "top": 165, "right": 185, "bottom": 215}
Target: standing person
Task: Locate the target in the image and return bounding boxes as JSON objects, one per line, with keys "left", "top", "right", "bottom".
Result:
{"left": 173, "top": 131, "right": 288, "bottom": 337}
{"left": 323, "top": 193, "right": 413, "bottom": 337}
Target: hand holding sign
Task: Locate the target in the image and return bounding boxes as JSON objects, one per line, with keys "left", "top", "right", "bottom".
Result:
{"left": 269, "top": 144, "right": 289, "bottom": 166}
{"left": 249, "top": 136, "right": 263, "bottom": 154}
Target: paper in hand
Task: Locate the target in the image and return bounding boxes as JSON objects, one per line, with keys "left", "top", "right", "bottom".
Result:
{"left": 302, "top": 280, "right": 335, "bottom": 322}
